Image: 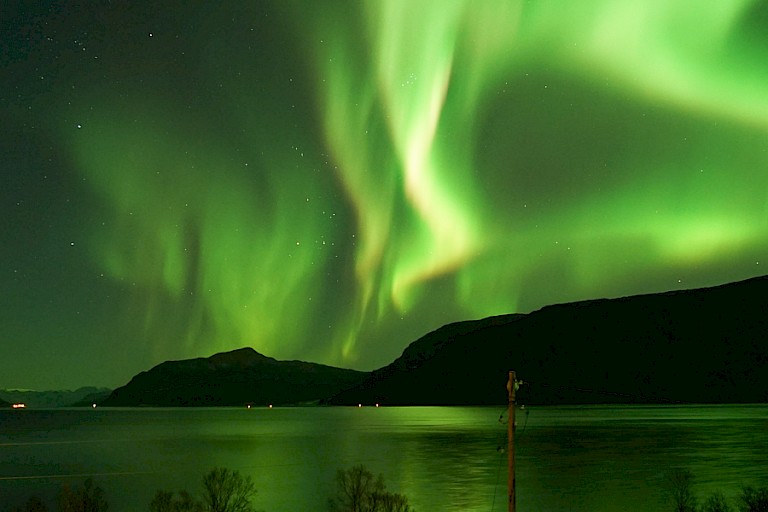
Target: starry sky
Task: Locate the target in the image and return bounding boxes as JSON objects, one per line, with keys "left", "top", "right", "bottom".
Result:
{"left": 2, "top": 0, "right": 768, "bottom": 390}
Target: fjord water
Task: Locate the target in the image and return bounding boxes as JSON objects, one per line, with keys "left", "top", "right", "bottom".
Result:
{"left": 1, "top": 405, "right": 767, "bottom": 511}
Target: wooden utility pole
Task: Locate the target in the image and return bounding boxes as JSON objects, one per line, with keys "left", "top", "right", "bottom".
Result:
{"left": 507, "top": 370, "right": 517, "bottom": 512}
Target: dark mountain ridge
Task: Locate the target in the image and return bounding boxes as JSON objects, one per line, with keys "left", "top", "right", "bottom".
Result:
{"left": 101, "top": 275, "right": 768, "bottom": 407}
{"left": 101, "top": 347, "right": 367, "bottom": 406}
{"left": 329, "top": 275, "right": 768, "bottom": 405}
{"left": 0, "top": 387, "right": 111, "bottom": 408}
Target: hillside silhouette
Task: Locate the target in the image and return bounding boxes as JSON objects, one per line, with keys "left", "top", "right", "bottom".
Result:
{"left": 329, "top": 275, "right": 768, "bottom": 405}
{"left": 102, "top": 347, "right": 367, "bottom": 406}
{"left": 100, "top": 275, "right": 768, "bottom": 407}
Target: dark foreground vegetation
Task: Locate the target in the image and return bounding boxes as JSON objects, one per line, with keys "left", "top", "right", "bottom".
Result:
{"left": 328, "top": 465, "right": 413, "bottom": 512}
{"left": 666, "top": 469, "right": 768, "bottom": 512}
{"left": 7, "top": 465, "right": 414, "bottom": 512}
{"left": 8, "top": 465, "right": 767, "bottom": 512}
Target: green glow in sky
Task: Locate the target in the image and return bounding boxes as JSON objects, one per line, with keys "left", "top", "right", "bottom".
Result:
{"left": 2, "top": 0, "right": 768, "bottom": 388}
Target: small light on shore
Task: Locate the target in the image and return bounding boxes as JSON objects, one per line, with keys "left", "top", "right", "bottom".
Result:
{"left": 247, "top": 404, "right": 251, "bottom": 409}
{"left": 92, "top": 403, "right": 97, "bottom": 408}
{"left": 268, "top": 404, "right": 273, "bottom": 409}
{"left": 358, "top": 403, "right": 362, "bottom": 408}
{"left": 375, "top": 403, "right": 380, "bottom": 408}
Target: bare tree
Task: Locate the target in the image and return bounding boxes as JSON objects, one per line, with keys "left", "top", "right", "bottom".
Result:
{"left": 703, "top": 491, "right": 732, "bottom": 512}
{"left": 740, "top": 486, "right": 768, "bottom": 512}
{"left": 329, "top": 464, "right": 384, "bottom": 512}
{"left": 149, "top": 490, "right": 204, "bottom": 512}
{"left": 57, "top": 478, "right": 109, "bottom": 512}
{"left": 666, "top": 469, "right": 698, "bottom": 512}
{"left": 201, "top": 467, "right": 257, "bottom": 512}
{"left": 374, "top": 491, "right": 413, "bottom": 512}
{"left": 10, "top": 496, "right": 48, "bottom": 512}
{"left": 329, "top": 465, "right": 414, "bottom": 512}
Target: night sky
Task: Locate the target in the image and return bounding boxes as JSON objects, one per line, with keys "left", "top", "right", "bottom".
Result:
{"left": 2, "top": 1, "right": 768, "bottom": 391}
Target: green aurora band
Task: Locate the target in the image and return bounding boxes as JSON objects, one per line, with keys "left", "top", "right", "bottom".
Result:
{"left": 60, "top": 0, "right": 768, "bottom": 372}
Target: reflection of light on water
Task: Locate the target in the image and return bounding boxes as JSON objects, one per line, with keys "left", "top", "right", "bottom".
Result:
{"left": 1, "top": 406, "right": 766, "bottom": 511}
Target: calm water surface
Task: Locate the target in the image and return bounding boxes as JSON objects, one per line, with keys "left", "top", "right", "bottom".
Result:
{"left": 1, "top": 405, "right": 767, "bottom": 511}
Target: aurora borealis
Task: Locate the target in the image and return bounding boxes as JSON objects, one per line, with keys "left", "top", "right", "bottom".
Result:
{"left": 2, "top": 1, "right": 768, "bottom": 390}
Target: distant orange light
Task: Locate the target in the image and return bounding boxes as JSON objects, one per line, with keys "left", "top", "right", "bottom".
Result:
{"left": 12, "top": 403, "right": 25, "bottom": 409}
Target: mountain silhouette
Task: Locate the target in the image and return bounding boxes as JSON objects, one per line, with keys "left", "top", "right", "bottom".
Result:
{"left": 102, "top": 275, "right": 768, "bottom": 407}
{"left": 102, "top": 347, "right": 367, "bottom": 406}
{"left": 328, "top": 275, "right": 768, "bottom": 405}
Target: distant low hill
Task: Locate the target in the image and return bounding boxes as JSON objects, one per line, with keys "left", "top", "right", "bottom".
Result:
{"left": 101, "top": 347, "right": 368, "bottom": 406}
{"left": 328, "top": 275, "right": 768, "bottom": 406}
{"left": 0, "top": 387, "right": 112, "bottom": 408}
{"left": 70, "top": 388, "right": 113, "bottom": 407}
